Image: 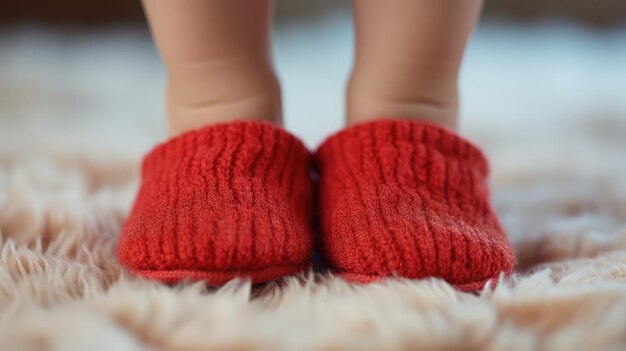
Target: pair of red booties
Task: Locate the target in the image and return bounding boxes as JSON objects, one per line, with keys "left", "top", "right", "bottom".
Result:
{"left": 117, "top": 119, "right": 515, "bottom": 291}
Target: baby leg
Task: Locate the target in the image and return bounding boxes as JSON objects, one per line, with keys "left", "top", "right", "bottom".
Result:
{"left": 117, "top": 1, "right": 314, "bottom": 285}
{"left": 142, "top": 0, "right": 281, "bottom": 136}
{"left": 347, "top": 0, "right": 483, "bottom": 129}
{"left": 316, "top": 0, "right": 515, "bottom": 290}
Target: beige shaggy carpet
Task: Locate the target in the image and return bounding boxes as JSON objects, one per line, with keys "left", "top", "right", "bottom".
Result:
{"left": 1, "top": 22, "right": 626, "bottom": 350}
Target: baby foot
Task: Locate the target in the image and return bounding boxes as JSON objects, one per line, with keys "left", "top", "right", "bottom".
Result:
{"left": 117, "top": 121, "right": 313, "bottom": 285}
{"left": 316, "top": 119, "right": 515, "bottom": 290}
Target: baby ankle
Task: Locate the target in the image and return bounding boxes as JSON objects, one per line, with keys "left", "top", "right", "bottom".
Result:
{"left": 346, "top": 64, "right": 460, "bottom": 129}
{"left": 165, "top": 59, "right": 282, "bottom": 136}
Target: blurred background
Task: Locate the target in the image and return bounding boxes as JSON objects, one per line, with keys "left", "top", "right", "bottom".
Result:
{"left": 1, "top": 1, "right": 626, "bottom": 267}
{"left": 0, "top": 0, "right": 625, "bottom": 153}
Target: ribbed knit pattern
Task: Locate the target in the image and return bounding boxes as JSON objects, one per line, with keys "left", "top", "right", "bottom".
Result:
{"left": 117, "top": 121, "right": 313, "bottom": 285}
{"left": 316, "top": 119, "right": 516, "bottom": 291}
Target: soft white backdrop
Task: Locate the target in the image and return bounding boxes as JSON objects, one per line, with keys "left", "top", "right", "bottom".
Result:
{"left": 1, "top": 13, "right": 625, "bottom": 150}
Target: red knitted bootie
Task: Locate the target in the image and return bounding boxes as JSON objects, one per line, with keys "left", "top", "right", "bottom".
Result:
{"left": 117, "top": 121, "right": 314, "bottom": 285}
{"left": 316, "top": 119, "right": 515, "bottom": 291}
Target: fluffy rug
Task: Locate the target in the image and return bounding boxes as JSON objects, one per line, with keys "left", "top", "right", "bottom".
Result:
{"left": 1, "top": 22, "right": 626, "bottom": 350}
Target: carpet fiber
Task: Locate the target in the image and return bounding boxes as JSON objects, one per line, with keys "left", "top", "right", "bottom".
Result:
{"left": 1, "top": 25, "right": 626, "bottom": 350}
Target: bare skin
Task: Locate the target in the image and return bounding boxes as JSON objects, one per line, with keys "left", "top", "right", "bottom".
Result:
{"left": 142, "top": 0, "right": 483, "bottom": 135}
{"left": 348, "top": 0, "right": 484, "bottom": 129}
{"left": 142, "top": 0, "right": 280, "bottom": 136}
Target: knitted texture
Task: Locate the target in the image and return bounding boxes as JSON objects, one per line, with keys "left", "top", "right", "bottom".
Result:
{"left": 315, "top": 119, "right": 516, "bottom": 291}
{"left": 117, "top": 121, "right": 313, "bottom": 285}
